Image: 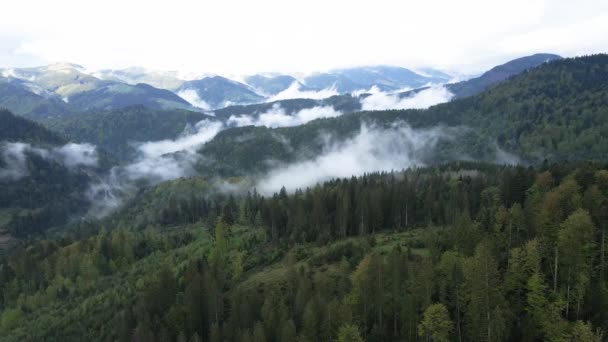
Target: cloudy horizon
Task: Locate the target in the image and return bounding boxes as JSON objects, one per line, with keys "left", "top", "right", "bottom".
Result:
{"left": 0, "top": 0, "right": 607, "bottom": 76}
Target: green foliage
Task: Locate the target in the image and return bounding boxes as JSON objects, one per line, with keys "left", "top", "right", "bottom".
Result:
{"left": 418, "top": 303, "right": 453, "bottom": 342}
{"left": 0, "top": 162, "right": 607, "bottom": 341}
{"left": 337, "top": 323, "right": 364, "bottom": 342}
{"left": 0, "top": 109, "right": 66, "bottom": 145}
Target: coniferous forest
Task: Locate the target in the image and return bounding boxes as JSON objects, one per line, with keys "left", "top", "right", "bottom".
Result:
{"left": 1, "top": 7, "right": 608, "bottom": 340}
{"left": 1, "top": 162, "right": 607, "bottom": 341}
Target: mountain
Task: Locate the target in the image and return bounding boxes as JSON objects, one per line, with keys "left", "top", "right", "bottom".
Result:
{"left": 213, "top": 94, "right": 363, "bottom": 122}
{"left": 209, "top": 53, "right": 564, "bottom": 127}
{"left": 177, "top": 76, "right": 265, "bottom": 109}
{"left": 303, "top": 65, "right": 448, "bottom": 93}
{"left": 44, "top": 106, "right": 216, "bottom": 161}
{"left": 93, "top": 67, "right": 185, "bottom": 91}
{"left": 0, "top": 78, "right": 73, "bottom": 119}
{"left": 447, "top": 53, "right": 562, "bottom": 98}
{"left": 67, "top": 83, "right": 194, "bottom": 111}
{"left": 415, "top": 67, "right": 454, "bottom": 81}
{"left": 195, "top": 54, "right": 608, "bottom": 176}
{"left": 243, "top": 74, "right": 299, "bottom": 95}
{"left": 1, "top": 63, "right": 111, "bottom": 97}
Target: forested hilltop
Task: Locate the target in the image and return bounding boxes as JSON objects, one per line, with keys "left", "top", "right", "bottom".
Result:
{"left": 1, "top": 162, "right": 606, "bottom": 341}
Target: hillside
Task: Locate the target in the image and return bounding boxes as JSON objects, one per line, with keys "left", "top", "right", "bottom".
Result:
{"left": 213, "top": 94, "right": 363, "bottom": 122}
{"left": 68, "top": 83, "right": 194, "bottom": 111}
{"left": 0, "top": 79, "right": 73, "bottom": 119}
{"left": 303, "top": 65, "right": 449, "bottom": 93}
{"left": 178, "top": 76, "right": 265, "bottom": 109}
{"left": 0, "top": 110, "right": 101, "bottom": 240}
{"left": 1, "top": 162, "right": 606, "bottom": 341}
{"left": 45, "top": 106, "right": 217, "bottom": 161}
{"left": 447, "top": 53, "right": 562, "bottom": 98}
{"left": 244, "top": 74, "right": 299, "bottom": 95}
{"left": 1, "top": 63, "right": 111, "bottom": 97}
{"left": 0, "top": 109, "right": 67, "bottom": 145}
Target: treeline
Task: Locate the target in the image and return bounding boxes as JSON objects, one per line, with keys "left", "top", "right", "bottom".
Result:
{"left": 160, "top": 162, "right": 538, "bottom": 242}
{"left": 1, "top": 162, "right": 607, "bottom": 341}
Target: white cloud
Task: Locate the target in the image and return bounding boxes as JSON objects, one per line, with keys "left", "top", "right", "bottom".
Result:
{"left": 228, "top": 104, "right": 342, "bottom": 128}
{"left": 361, "top": 86, "right": 453, "bottom": 111}
{"left": 0, "top": 142, "right": 98, "bottom": 180}
{"left": 53, "top": 143, "right": 98, "bottom": 168}
{"left": 1, "top": 1, "right": 607, "bottom": 75}
{"left": 269, "top": 82, "right": 339, "bottom": 101}
{"left": 0, "top": 142, "right": 33, "bottom": 180}
{"left": 137, "top": 120, "right": 223, "bottom": 158}
{"left": 256, "top": 123, "right": 449, "bottom": 194}
{"left": 85, "top": 119, "right": 225, "bottom": 216}
{"left": 177, "top": 89, "right": 211, "bottom": 110}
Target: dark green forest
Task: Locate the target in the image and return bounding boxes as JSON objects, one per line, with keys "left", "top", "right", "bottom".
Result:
{"left": 2, "top": 55, "right": 608, "bottom": 341}
{"left": 44, "top": 106, "right": 216, "bottom": 161}
{"left": 1, "top": 162, "right": 607, "bottom": 341}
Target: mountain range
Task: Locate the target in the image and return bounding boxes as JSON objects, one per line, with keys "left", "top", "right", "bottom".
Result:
{"left": 0, "top": 53, "right": 561, "bottom": 122}
{"left": 2, "top": 52, "right": 608, "bottom": 341}
{"left": 1, "top": 52, "right": 602, "bottom": 239}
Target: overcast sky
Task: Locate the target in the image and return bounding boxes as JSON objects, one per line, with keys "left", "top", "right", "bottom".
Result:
{"left": 1, "top": 0, "right": 607, "bottom": 75}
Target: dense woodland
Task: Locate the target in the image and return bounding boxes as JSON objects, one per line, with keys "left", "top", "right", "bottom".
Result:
{"left": 1, "top": 162, "right": 607, "bottom": 341}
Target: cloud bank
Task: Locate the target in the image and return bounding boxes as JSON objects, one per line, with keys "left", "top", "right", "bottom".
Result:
{"left": 177, "top": 89, "right": 212, "bottom": 110}
{"left": 269, "top": 82, "right": 339, "bottom": 101}
{"left": 361, "top": 86, "right": 453, "bottom": 111}
{"left": 256, "top": 123, "right": 450, "bottom": 194}
{"left": 228, "top": 104, "right": 342, "bottom": 128}
{"left": 85, "top": 119, "right": 224, "bottom": 217}
{"left": 0, "top": 142, "right": 98, "bottom": 180}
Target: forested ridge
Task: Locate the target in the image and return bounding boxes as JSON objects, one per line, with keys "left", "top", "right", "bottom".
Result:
{"left": 0, "top": 110, "right": 66, "bottom": 146}
{"left": 1, "top": 162, "right": 607, "bottom": 341}
{"left": 43, "top": 106, "right": 216, "bottom": 161}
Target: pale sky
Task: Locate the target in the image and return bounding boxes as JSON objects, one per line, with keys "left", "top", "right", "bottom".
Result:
{"left": 1, "top": 0, "right": 607, "bottom": 75}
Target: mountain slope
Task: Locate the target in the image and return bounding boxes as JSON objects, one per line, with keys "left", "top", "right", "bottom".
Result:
{"left": 68, "top": 83, "right": 194, "bottom": 111}
{"left": 303, "top": 65, "right": 448, "bottom": 93}
{"left": 195, "top": 54, "right": 608, "bottom": 176}
{"left": 0, "top": 78, "right": 73, "bottom": 119}
{"left": 244, "top": 74, "right": 298, "bottom": 95}
{"left": 93, "top": 67, "right": 185, "bottom": 91}
{"left": 1, "top": 63, "right": 111, "bottom": 97}
{"left": 213, "top": 94, "right": 363, "bottom": 122}
{"left": 0, "top": 110, "right": 100, "bottom": 238}
{"left": 177, "top": 76, "right": 264, "bottom": 109}
{"left": 0, "top": 110, "right": 66, "bottom": 145}
{"left": 447, "top": 53, "right": 562, "bottom": 98}
{"left": 45, "top": 106, "right": 217, "bottom": 161}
